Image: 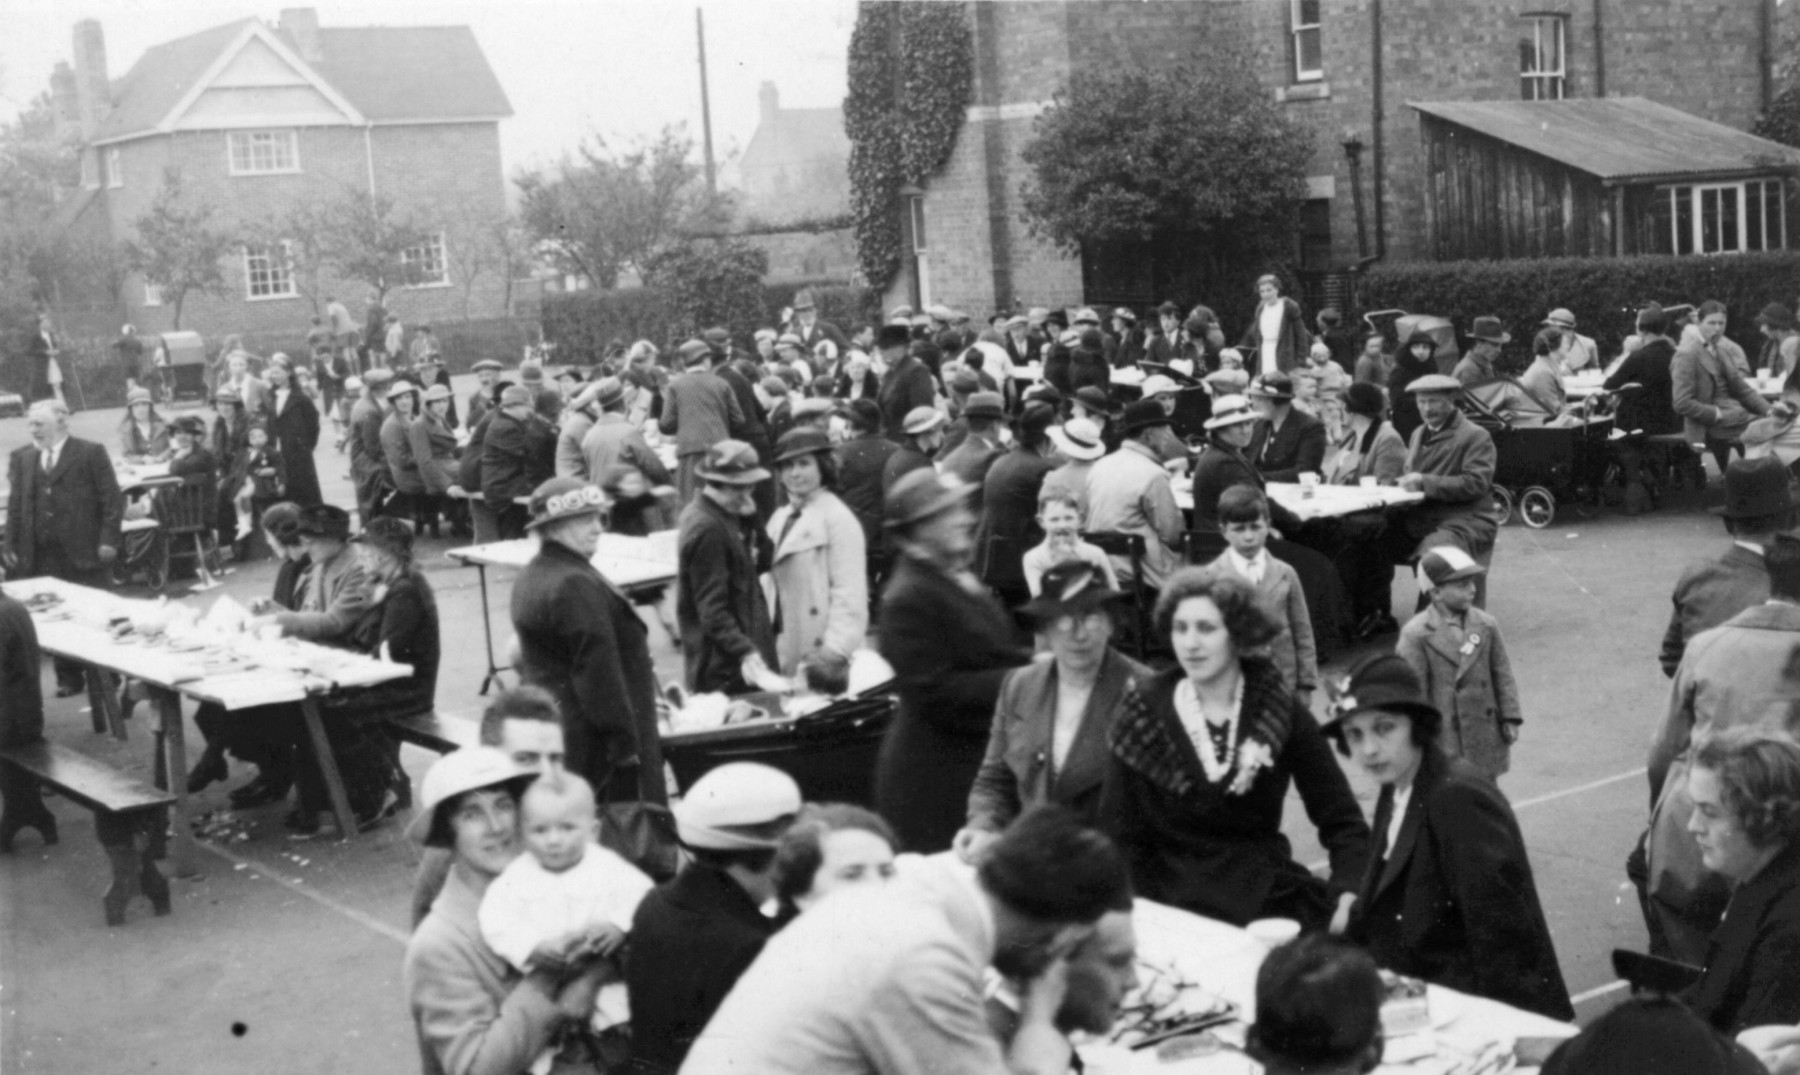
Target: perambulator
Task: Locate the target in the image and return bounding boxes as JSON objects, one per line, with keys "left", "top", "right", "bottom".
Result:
{"left": 1457, "top": 383, "right": 1617, "bottom": 528}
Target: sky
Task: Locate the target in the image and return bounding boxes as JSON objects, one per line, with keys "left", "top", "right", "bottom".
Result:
{"left": 0, "top": 0, "right": 857, "bottom": 182}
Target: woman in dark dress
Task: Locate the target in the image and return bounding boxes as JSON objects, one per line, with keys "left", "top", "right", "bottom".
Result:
{"left": 209, "top": 387, "right": 251, "bottom": 550}
{"left": 1387, "top": 331, "right": 1441, "bottom": 444}
{"left": 1100, "top": 567, "right": 1370, "bottom": 929}
{"left": 266, "top": 355, "right": 322, "bottom": 506}
{"left": 1328, "top": 653, "right": 1573, "bottom": 1020}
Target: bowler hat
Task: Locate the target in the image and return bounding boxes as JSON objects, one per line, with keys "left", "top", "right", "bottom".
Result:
{"left": 696, "top": 440, "right": 771, "bottom": 486}
{"left": 884, "top": 469, "right": 974, "bottom": 532}
{"left": 407, "top": 747, "right": 535, "bottom": 846}
{"left": 1249, "top": 371, "right": 1296, "bottom": 401}
{"left": 1321, "top": 653, "right": 1443, "bottom": 749}
{"left": 1019, "top": 560, "right": 1128, "bottom": 622}
{"left": 526, "top": 476, "right": 607, "bottom": 530}
{"left": 772, "top": 427, "right": 833, "bottom": 465}
{"left": 1119, "top": 398, "right": 1173, "bottom": 436}
{"left": 1024, "top": 383, "right": 1063, "bottom": 408}
{"left": 963, "top": 391, "right": 1005, "bottom": 420}
{"left": 902, "top": 406, "right": 946, "bottom": 436}
{"left": 673, "top": 763, "right": 802, "bottom": 851}
{"left": 1712, "top": 456, "right": 1795, "bottom": 520}
{"left": 295, "top": 504, "right": 353, "bottom": 540}
{"left": 1469, "top": 316, "right": 1511, "bottom": 345}
{"left": 877, "top": 324, "right": 912, "bottom": 349}
{"left": 1072, "top": 385, "right": 1116, "bottom": 416}
{"left": 1344, "top": 381, "right": 1386, "bottom": 418}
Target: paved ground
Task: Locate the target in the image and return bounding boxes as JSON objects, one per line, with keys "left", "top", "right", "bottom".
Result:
{"left": 0, "top": 389, "right": 1729, "bottom": 1073}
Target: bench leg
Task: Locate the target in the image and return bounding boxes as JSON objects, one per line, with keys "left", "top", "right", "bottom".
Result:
{"left": 95, "top": 809, "right": 167, "bottom": 925}
{"left": 0, "top": 769, "right": 59, "bottom": 852}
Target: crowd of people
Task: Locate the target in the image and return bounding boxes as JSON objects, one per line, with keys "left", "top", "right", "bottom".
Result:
{"left": 12, "top": 279, "right": 1800, "bottom": 1074}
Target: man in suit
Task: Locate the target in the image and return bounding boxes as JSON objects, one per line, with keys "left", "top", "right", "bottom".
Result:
{"left": 1247, "top": 371, "right": 1326, "bottom": 483}
{"left": 5, "top": 401, "right": 122, "bottom": 695}
{"left": 1453, "top": 317, "right": 1509, "bottom": 385}
{"left": 660, "top": 340, "right": 745, "bottom": 505}
{"left": 790, "top": 288, "right": 848, "bottom": 359}
{"left": 580, "top": 377, "right": 671, "bottom": 492}
{"left": 938, "top": 391, "right": 1008, "bottom": 516}
{"left": 464, "top": 359, "right": 504, "bottom": 430}
{"left": 1001, "top": 314, "right": 1040, "bottom": 367}
{"left": 972, "top": 401, "right": 1057, "bottom": 601}
{"left": 676, "top": 441, "right": 777, "bottom": 695}
{"left": 882, "top": 406, "right": 944, "bottom": 493}
{"left": 1659, "top": 457, "right": 1788, "bottom": 677}
{"left": 683, "top": 805, "right": 1133, "bottom": 1075}
{"left": 1674, "top": 300, "right": 1776, "bottom": 477}
{"left": 481, "top": 385, "right": 557, "bottom": 540}
{"left": 1379, "top": 375, "right": 1502, "bottom": 604}
{"left": 1085, "top": 400, "right": 1186, "bottom": 592}
{"left": 705, "top": 328, "right": 774, "bottom": 522}
{"left": 877, "top": 326, "right": 936, "bottom": 442}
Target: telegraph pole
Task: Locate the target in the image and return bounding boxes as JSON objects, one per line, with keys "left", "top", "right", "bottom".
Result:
{"left": 697, "top": 7, "right": 717, "bottom": 195}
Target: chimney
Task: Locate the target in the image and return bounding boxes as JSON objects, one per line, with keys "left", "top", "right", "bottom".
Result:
{"left": 49, "top": 62, "right": 81, "bottom": 143}
{"left": 280, "top": 8, "right": 323, "bottom": 63}
{"left": 72, "top": 19, "right": 110, "bottom": 140}
{"left": 759, "top": 81, "right": 779, "bottom": 124}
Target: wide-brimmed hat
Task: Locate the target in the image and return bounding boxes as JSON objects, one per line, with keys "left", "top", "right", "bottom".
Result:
{"left": 963, "top": 391, "right": 1005, "bottom": 420}
{"left": 526, "top": 477, "right": 607, "bottom": 530}
{"left": 1417, "top": 545, "right": 1486, "bottom": 589}
{"left": 1072, "top": 385, "right": 1116, "bottom": 417}
{"left": 1019, "top": 560, "right": 1129, "bottom": 622}
{"left": 884, "top": 469, "right": 974, "bottom": 532}
{"left": 1469, "top": 316, "right": 1511, "bottom": 345}
{"left": 1712, "top": 456, "right": 1795, "bottom": 519}
{"left": 423, "top": 383, "right": 454, "bottom": 404}
{"left": 294, "top": 504, "right": 353, "bottom": 540}
{"left": 1407, "top": 373, "right": 1463, "bottom": 395}
{"left": 773, "top": 427, "right": 833, "bottom": 465}
{"left": 1004, "top": 314, "right": 1029, "bottom": 330}
{"left": 1048, "top": 417, "right": 1106, "bottom": 461}
{"left": 1249, "top": 371, "right": 1297, "bottom": 402}
{"left": 1072, "top": 307, "right": 1101, "bottom": 326}
{"left": 588, "top": 376, "right": 626, "bottom": 410}
{"left": 792, "top": 289, "right": 817, "bottom": 311}
{"left": 1344, "top": 381, "right": 1386, "bottom": 418}
{"left": 406, "top": 746, "right": 536, "bottom": 845}
{"left": 1543, "top": 308, "right": 1578, "bottom": 330}
{"left": 673, "top": 762, "right": 802, "bottom": 850}
{"left": 1119, "top": 398, "right": 1173, "bottom": 435}
{"left": 697, "top": 440, "right": 771, "bottom": 486}
{"left": 126, "top": 387, "right": 153, "bottom": 406}
{"left": 1203, "top": 394, "right": 1260, "bottom": 431}
{"left": 902, "top": 406, "right": 946, "bottom": 436}
{"left": 1322, "top": 653, "right": 1443, "bottom": 748}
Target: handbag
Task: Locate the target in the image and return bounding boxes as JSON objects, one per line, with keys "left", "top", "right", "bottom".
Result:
{"left": 596, "top": 771, "right": 686, "bottom": 883}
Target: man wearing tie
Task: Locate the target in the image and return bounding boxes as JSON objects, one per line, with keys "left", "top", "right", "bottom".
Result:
{"left": 1673, "top": 299, "right": 1778, "bottom": 480}
{"left": 5, "top": 401, "right": 122, "bottom": 696}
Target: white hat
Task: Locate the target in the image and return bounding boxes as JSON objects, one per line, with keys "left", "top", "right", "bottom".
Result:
{"left": 1141, "top": 374, "right": 1179, "bottom": 397}
{"left": 406, "top": 746, "right": 535, "bottom": 844}
{"left": 1072, "top": 307, "right": 1101, "bottom": 325}
{"left": 674, "top": 763, "right": 802, "bottom": 850}
{"left": 1203, "top": 394, "right": 1260, "bottom": 431}
{"left": 1049, "top": 417, "right": 1106, "bottom": 461}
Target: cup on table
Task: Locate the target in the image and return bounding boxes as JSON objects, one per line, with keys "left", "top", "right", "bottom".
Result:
{"left": 1760, "top": 368, "right": 1774, "bottom": 383}
{"left": 1359, "top": 475, "right": 1379, "bottom": 489}
{"left": 1298, "top": 472, "right": 1320, "bottom": 498}
{"left": 1247, "top": 917, "right": 1301, "bottom": 949}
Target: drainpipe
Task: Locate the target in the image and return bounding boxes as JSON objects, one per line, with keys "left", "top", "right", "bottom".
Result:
{"left": 971, "top": 2, "right": 1014, "bottom": 313}
{"left": 1761, "top": 0, "right": 1776, "bottom": 114}
{"left": 1370, "top": 0, "right": 1385, "bottom": 262}
{"left": 1593, "top": 0, "right": 1606, "bottom": 97}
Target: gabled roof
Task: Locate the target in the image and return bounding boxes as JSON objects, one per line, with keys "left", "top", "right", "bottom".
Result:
{"left": 740, "top": 107, "right": 849, "bottom": 172}
{"left": 1408, "top": 98, "right": 1800, "bottom": 185}
{"left": 90, "top": 17, "right": 509, "bottom": 145}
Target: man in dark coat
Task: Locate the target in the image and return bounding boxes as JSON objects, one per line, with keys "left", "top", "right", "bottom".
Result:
{"left": 464, "top": 359, "right": 504, "bottom": 430}
{"left": 629, "top": 764, "right": 799, "bottom": 1075}
{"left": 510, "top": 477, "right": 665, "bottom": 803}
{"left": 1378, "top": 376, "right": 1502, "bottom": 597}
{"left": 1247, "top": 371, "right": 1327, "bottom": 483}
{"left": 481, "top": 385, "right": 557, "bottom": 539}
{"left": 661, "top": 340, "right": 745, "bottom": 505}
{"left": 349, "top": 369, "right": 393, "bottom": 523}
{"left": 938, "top": 391, "right": 1007, "bottom": 513}
{"left": 789, "top": 289, "right": 849, "bottom": 357}
{"left": 676, "top": 441, "right": 778, "bottom": 694}
{"left": 973, "top": 402, "right": 1057, "bottom": 602}
{"left": 876, "top": 470, "right": 1031, "bottom": 852}
{"left": 1658, "top": 457, "right": 1788, "bottom": 677}
{"left": 833, "top": 399, "right": 899, "bottom": 562}
{"left": 882, "top": 406, "right": 945, "bottom": 493}
{"left": 5, "top": 400, "right": 123, "bottom": 695}
{"left": 877, "top": 326, "right": 937, "bottom": 442}
{"left": 0, "top": 582, "right": 53, "bottom": 850}
{"left": 706, "top": 328, "right": 774, "bottom": 522}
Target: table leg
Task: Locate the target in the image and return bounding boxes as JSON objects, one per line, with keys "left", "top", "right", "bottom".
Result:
{"left": 150, "top": 687, "right": 200, "bottom": 879}
{"left": 473, "top": 563, "right": 505, "bottom": 695}
{"left": 300, "top": 697, "right": 357, "bottom": 840}
{"left": 85, "top": 663, "right": 127, "bottom": 741}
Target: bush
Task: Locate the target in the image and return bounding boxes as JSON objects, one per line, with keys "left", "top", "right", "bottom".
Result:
{"left": 1360, "top": 251, "right": 1800, "bottom": 357}
{"left": 542, "top": 277, "right": 882, "bottom": 361}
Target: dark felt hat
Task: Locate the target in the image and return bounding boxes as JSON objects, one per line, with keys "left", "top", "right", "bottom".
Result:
{"left": 295, "top": 504, "right": 353, "bottom": 540}
{"left": 877, "top": 324, "right": 912, "bottom": 349}
{"left": 1712, "top": 456, "right": 1795, "bottom": 519}
{"left": 1321, "top": 653, "right": 1442, "bottom": 748}
{"left": 1344, "top": 381, "right": 1386, "bottom": 418}
{"left": 883, "top": 469, "right": 973, "bottom": 532}
{"left": 696, "top": 440, "right": 771, "bottom": 486}
{"left": 1469, "top": 316, "right": 1512, "bottom": 345}
{"left": 772, "top": 427, "right": 833, "bottom": 465}
{"left": 1018, "top": 560, "right": 1128, "bottom": 622}
{"left": 1118, "top": 398, "right": 1173, "bottom": 436}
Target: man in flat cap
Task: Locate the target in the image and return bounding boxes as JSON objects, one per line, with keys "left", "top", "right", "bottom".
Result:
{"left": 661, "top": 339, "right": 746, "bottom": 505}
{"left": 482, "top": 385, "right": 558, "bottom": 539}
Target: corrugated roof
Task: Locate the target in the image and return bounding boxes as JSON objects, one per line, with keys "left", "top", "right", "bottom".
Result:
{"left": 1408, "top": 97, "right": 1800, "bottom": 184}
{"left": 90, "top": 19, "right": 509, "bottom": 144}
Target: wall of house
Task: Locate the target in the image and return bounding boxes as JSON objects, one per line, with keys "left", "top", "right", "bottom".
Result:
{"left": 100, "top": 121, "right": 509, "bottom": 340}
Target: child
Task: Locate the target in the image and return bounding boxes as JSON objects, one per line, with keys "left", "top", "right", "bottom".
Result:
{"left": 1303, "top": 339, "right": 1351, "bottom": 397}
{"left": 235, "top": 423, "right": 284, "bottom": 545}
{"left": 1395, "top": 546, "right": 1522, "bottom": 780}
{"left": 787, "top": 645, "right": 851, "bottom": 716}
{"left": 478, "top": 772, "right": 654, "bottom": 1074}
{"left": 1021, "top": 491, "right": 1116, "bottom": 597}
{"left": 1206, "top": 485, "right": 1318, "bottom": 703}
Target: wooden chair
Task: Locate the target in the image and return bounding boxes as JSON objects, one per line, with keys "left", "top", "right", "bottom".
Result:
{"left": 1082, "top": 530, "right": 1150, "bottom": 659}
{"left": 1181, "top": 529, "right": 1229, "bottom": 565}
{"left": 157, "top": 479, "right": 222, "bottom": 591}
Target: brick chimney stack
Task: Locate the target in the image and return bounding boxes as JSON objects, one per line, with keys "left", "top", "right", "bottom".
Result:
{"left": 72, "top": 19, "right": 110, "bottom": 140}
{"left": 49, "top": 62, "right": 81, "bottom": 143}
{"left": 760, "top": 81, "right": 779, "bottom": 124}
{"left": 280, "top": 8, "right": 323, "bottom": 63}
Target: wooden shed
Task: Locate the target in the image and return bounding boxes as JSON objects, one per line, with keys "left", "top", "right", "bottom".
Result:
{"left": 1410, "top": 98, "right": 1800, "bottom": 261}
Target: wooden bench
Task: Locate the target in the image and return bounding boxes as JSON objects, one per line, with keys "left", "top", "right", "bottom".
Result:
{"left": 383, "top": 710, "right": 481, "bottom": 756}
{"left": 0, "top": 741, "right": 176, "bottom": 926}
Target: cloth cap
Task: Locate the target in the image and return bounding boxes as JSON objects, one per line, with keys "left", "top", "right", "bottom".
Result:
{"left": 1019, "top": 560, "right": 1127, "bottom": 622}
{"left": 1203, "top": 394, "right": 1260, "bottom": 431}
{"left": 406, "top": 747, "right": 535, "bottom": 844}
{"left": 471, "top": 359, "right": 505, "bottom": 372}
{"left": 1141, "top": 374, "right": 1180, "bottom": 397}
{"left": 294, "top": 504, "right": 353, "bottom": 540}
{"left": 1072, "top": 386, "right": 1115, "bottom": 416}
{"left": 1321, "top": 653, "right": 1442, "bottom": 746}
{"left": 773, "top": 427, "right": 833, "bottom": 464}
{"left": 1120, "top": 398, "right": 1173, "bottom": 435}
{"left": 884, "top": 469, "right": 974, "bottom": 531}
{"left": 126, "top": 387, "right": 153, "bottom": 406}
{"left": 1418, "top": 545, "right": 1486, "bottom": 588}
{"left": 673, "top": 763, "right": 802, "bottom": 850}
{"left": 1249, "top": 371, "right": 1296, "bottom": 401}
{"left": 1406, "top": 374, "right": 1462, "bottom": 394}
{"left": 759, "top": 375, "right": 789, "bottom": 397}
{"left": 702, "top": 327, "right": 731, "bottom": 349}
{"left": 1204, "top": 369, "right": 1251, "bottom": 394}
{"left": 1343, "top": 381, "right": 1386, "bottom": 418}
{"left": 887, "top": 305, "right": 915, "bottom": 320}
{"left": 903, "top": 406, "right": 947, "bottom": 436}
{"left": 344, "top": 376, "right": 365, "bottom": 392}
{"left": 926, "top": 303, "right": 955, "bottom": 321}
{"left": 1713, "top": 456, "right": 1795, "bottom": 519}
{"left": 1469, "top": 316, "right": 1511, "bottom": 345}
{"left": 679, "top": 339, "right": 713, "bottom": 365}
{"left": 519, "top": 365, "right": 544, "bottom": 384}
{"left": 591, "top": 377, "right": 626, "bottom": 409}
{"left": 697, "top": 440, "right": 771, "bottom": 486}
{"left": 423, "top": 383, "right": 454, "bottom": 404}
{"left": 499, "top": 385, "right": 534, "bottom": 408}
{"left": 1158, "top": 301, "right": 1183, "bottom": 317}
{"left": 1543, "top": 308, "right": 1578, "bottom": 329}
{"left": 1048, "top": 417, "right": 1105, "bottom": 461}
{"left": 527, "top": 477, "right": 607, "bottom": 530}
{"left": 363, "top": 368, "right": 395, "bottom": 388}
{"left": 963, "top": 391, "right": 1005, "bottom": 420}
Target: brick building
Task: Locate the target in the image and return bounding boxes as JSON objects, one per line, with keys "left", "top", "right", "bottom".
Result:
{"left": 733, "top": 81, "right": 857, "bottom": 282}
{"left": 48, "top": 8, "right": 512, "bottom": 339}
{"left": 894, "top": 0, "right": 1792, "bottom": 323}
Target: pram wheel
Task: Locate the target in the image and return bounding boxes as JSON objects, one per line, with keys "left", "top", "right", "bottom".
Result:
{"left": 1519, "top": 486, "right": 1556, "bottom": 529}
{"left": 1490, "top": 485, "right": 1515, "bottom": 526}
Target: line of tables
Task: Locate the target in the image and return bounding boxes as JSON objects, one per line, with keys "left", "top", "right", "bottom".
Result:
{"left": 1173, "top": 479, "right": 1426, "bottom": 522}
{"left": 7, "top": 577, "right": 412, "bottom": 861}
{"left": 1563, "top": 370, "right": 1785, "bottom": 401}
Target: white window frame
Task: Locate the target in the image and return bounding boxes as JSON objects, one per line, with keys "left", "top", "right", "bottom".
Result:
{"left": 105, "top": 147, "right": 122, "bottom": 189}
{"left": 1520, "top": 16, "right": 1566, "bottom": 101}
{"left": 1653, "top": 181, "right": 1789, "bottom": 255}
{"left": 907, "top": 193, "right": 931, "bottom": 308}
{"left": 400, "top": 232, "right": 450, "bottom": 289}
{"left": 227, "top": 130, "right": 300, "bottom": 176}
{"left": 243, "top": 241, "right": 298, "bottom": 300}
{"left": 1291, "top": 0, "right": 1323, "bottom": 83}
{"left": 142, "top": 282, "right": 163, "bottom": 307}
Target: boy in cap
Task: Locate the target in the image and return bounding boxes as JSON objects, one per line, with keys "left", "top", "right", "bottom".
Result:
{"left": 676, "top": 441, "right": 779, "bottom": 694}
{"left": 1394, "top": 546, "right": 1521, "bottom": 780}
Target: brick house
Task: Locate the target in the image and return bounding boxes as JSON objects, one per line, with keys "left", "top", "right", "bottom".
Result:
{"left": 49, "top": 8, "right": 512, "bottom": 339}
{"left": 893, "top": 0, "right": 1794, "bottom": 321}
{"left": 734, "top": 82, "right": 857, "bottom": 283}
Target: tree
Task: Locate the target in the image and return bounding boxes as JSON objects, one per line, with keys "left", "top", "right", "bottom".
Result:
{"left": 1019, "top": 64, "right": 1314, "bottom": 301}
{"left": 1755, "top": 82, "right": 1800, "bottom": 150}
{"left": 312, "top": 185, "right": 433, "bottom": 303}
{"left": 123, "top": 168, "right": 236, "bottom": 329}
{"left": 246, "top": 193, "right": 334, "bottom": 315}
{"left": 0, "top": 91, "right": 88, "bottom": 304}
{"left": 515, "top": 126, "right": 730, "bottom": 289}
{"left": 439, "top": 197, "right": 511, "bottom": 320}
{"left": 638, "top": 236, "right": 769, "bottom": 342}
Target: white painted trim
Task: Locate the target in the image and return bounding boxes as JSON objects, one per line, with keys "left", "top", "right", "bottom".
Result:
{"left": 1305, "top": 175, "right": 1336, "bottom": 199}
{"left": 965, "top": 100, "right": 1053, "bottom": 123}
{"left": 366, "top": 116, "right": 509, "bottom": 126}
{"left": 157, "top": 22, "right": 365, "bottom": 136}
{"left": 227, "top": 130, "right": 301, "bottom": 176}
{"left": 175, "top": 114, "right": 356, "bottom": 131}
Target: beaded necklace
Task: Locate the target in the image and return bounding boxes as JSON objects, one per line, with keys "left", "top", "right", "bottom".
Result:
{"left": 1174, "top": 675, "right": 1244, "bottom": 785}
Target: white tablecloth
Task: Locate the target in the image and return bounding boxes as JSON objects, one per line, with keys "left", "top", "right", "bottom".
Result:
{"left": 447, "top": 531, "right": 678, "bottom": 592}
{"left": 1566, "top": 372, "right": 1783, "bottom": 400}
{"left": 1173, "top": 480, "right": 1424, "bottom": 522}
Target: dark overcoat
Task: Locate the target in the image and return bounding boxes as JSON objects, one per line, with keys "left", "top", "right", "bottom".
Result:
{"left": 5, "top": 437, "right": 122, "bottom": 574}
{"left": 1684, "top": 842, "right": 1800, "bottom": 1035}
{"left": 268, "top": 388, "right": 322, "bottom": 505}
{"left": 676, "top": 494, "right": 776, "bottom": 694}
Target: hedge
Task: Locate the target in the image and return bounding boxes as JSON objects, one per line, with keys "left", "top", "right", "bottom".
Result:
{"left": 1359, "top": 251, "right": 1800, "bottom": 357}
{"left": 542, "top": 278, "right": 882, "bottom": 362}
